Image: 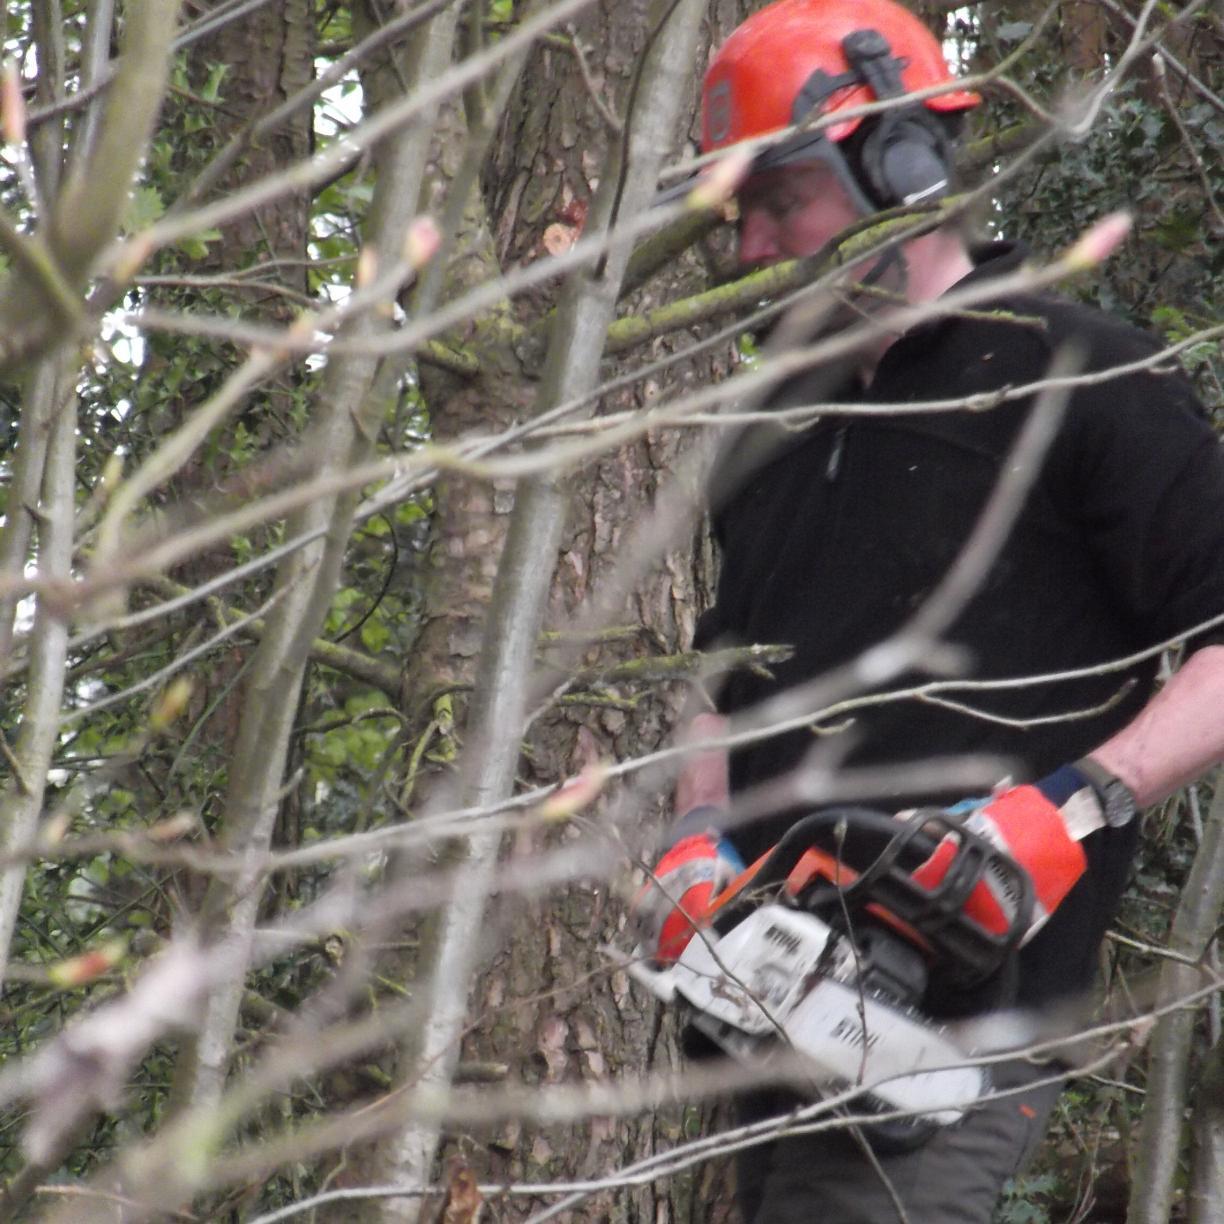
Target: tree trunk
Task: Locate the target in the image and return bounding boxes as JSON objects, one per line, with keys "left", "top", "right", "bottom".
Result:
{"left": 334, "top": 2, "right": 751, "bottom": 1218}
{"left": 1188, "top": 1033, "right": 1224, "bottom": 1224}
{"left": 1127, "top": 773, "right": 1224, "bottom": 1224}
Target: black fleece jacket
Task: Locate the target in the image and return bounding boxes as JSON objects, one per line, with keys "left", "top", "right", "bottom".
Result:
{"left": 697, "top": 242, "right": 1224, "bottom": 1004}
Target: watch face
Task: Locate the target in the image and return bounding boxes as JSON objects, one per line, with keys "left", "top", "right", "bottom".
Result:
{"left": 1075, "top": 758, "right": 1138, "bottom": 829}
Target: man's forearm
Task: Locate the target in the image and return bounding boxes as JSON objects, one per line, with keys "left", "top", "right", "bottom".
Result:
{"left": 673, "top": 712, "right": 731, "bottom": 818}
{"left": 1088, "top": 643, "right": 1224, "bottom": 807}
{"left": 672, "top": 643, "right": 1224, "bottom": 824}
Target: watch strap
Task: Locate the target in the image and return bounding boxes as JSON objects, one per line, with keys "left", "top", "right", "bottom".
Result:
{"left": 1073, "top": 756, "right": 1139, "bottom": 828}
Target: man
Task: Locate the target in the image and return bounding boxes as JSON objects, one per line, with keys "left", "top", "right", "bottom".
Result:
{"left": 637, "top": 1, "right": 1224, "bottom": 1220}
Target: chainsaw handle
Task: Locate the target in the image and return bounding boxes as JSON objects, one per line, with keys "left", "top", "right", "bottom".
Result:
{"left": 711, "top": 806, "right": 1035, "bottom": 984}
{"left": 710, "top": 807, "right": 925, "bottom": 933}
{"left": 754, "top": 807, "right": 939, "bottom": 891}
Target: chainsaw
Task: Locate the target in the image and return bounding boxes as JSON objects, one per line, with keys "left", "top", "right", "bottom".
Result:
{"left": 625, "top": 807, "right": 1035, "bottom": 1139}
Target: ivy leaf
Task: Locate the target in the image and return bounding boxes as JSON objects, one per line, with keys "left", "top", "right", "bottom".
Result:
{"left": 121, "top": 185, "right": 166, "bottom": 236}
{"left": 200, "top": 62, "right": 228, "bottom": 103}
{"left": 360, "top": 618, "right": 390, "bottom": 653}
{"left": 176, "top": 227, "right": 222, "bottom": 260}
{"left": 1154, "top": 209, "right": 1198, "bottom": 253}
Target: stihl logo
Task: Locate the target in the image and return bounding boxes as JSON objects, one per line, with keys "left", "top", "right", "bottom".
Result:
{"left": 706, "top": 80, "right": 732, "bottom": 144}
{"left": 764, "top": 924, "right": 801, "bottom": 955}
{"left": 831, "top": 1017, "right": 880, "bottom": 1050}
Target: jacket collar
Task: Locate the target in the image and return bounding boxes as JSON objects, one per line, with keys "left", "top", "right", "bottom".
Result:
{"left": 958, "top": 239, "right": 1031, "bottom": 286}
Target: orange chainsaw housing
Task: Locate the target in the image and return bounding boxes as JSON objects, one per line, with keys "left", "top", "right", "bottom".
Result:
{"left": 706, "top": 842, "right": 935, "bottom": 957}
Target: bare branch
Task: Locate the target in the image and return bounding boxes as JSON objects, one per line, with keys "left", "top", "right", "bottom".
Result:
{"left": 1128, "top": 770, "right": 1224, "bottom": 1223}
{"left": 0, "top": 352, "right": 77, "bottom": 980}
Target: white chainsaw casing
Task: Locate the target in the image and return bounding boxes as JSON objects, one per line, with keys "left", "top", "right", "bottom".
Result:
{"left": 665, "top": 905, "right": 987, "bottom": 1125}
{"left": 670, "top": 904, "right": 853, "bottom": 1034}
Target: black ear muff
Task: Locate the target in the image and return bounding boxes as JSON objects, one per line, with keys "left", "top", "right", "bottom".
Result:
{"left": 839, "top": 28, "right": 955, "bottom": 208}
{"left": 859, "top": 114, "right": 952, "bottom": 206}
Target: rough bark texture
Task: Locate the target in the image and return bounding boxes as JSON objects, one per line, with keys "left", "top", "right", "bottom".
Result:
{"left": 186, "top": 0, "right": 315, "bottom": 299}
{"left": 442, "top": 404, "right": 736, "bottom": 1224}
{"left": 1188, "top": 1034, "right": 1224, "bottom": 1224}
{"left": 163, "top": 0, "right": 316, "bottom": 736}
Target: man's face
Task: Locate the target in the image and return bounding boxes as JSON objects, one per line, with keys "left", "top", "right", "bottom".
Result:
{"left": 736, "top": 161, "right": 862, "bottom": 270}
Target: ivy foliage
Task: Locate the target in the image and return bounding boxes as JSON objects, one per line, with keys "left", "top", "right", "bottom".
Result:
{"left": 0, "top": 3, "right": 421, "bottom": 1200}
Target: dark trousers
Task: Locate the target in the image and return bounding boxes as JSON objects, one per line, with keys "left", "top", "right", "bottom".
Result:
{"left": 735, "top": 1060, "right": 1064, "bottom": 1224}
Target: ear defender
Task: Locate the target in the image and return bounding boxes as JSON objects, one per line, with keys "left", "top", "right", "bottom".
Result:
{"left": 858, "top": 113, "right": 953, "bottom": 206}
{"left": 840, "top": 27, "right": 954, "bottom": 207}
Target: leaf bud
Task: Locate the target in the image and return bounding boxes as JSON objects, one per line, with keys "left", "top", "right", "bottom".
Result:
{"left": 355, "top": 246, "right": 378, "bottom": 289}
{"left": 536, "top": 761, "right": 608, "bottom": 822}
{"left": 687, "top": 148, "right": 753, "bottom": 212}
{"left": 47, "top": 938, "right": 127, "bottom": 989}
{"left": 2, "top": 61, "right": 25, "bottom": 147}
{"left": 1063, "top": 211, "right": 1132, "bottom": 271}
{"left": 150, "top": 677, "right": 192, "bottom": 732}
{"left": 404, "top": 216, "right": 441, "bottom": 270}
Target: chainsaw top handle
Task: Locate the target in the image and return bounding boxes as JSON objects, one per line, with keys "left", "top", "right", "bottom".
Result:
{"left": 709, "top": 807, "right": 1035, "bottom": 986}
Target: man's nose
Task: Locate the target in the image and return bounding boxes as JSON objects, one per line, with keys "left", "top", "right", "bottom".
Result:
{"left": 737, "top": 208, "right": 780, "bottom": 266}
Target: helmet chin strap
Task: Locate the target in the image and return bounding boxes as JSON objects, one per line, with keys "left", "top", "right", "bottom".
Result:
{"left": 849, "top": 218, "right": 908, "bottom": 298}
{"left": 829, "top": 240, "right": 909, "bottom": 386}
{"left": 824, "top": 140, "right": 912, "bottom": 334}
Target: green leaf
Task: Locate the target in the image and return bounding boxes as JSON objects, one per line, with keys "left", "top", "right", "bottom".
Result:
{"left": 200, "top": 62, "right": 229, "bottom": 104}
{"left": 176, "top": 228, "right": 223, "bottom": 260}
{"left": 122, "top": 186, "right": 166, "bottom": 236}
{"left": 360, "top": 619, "right": 390, "bottom": 653}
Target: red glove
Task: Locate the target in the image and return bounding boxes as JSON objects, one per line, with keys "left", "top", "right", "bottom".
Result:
{"left": 633, "top": 818, "right": 745, "bottom": 963}
{"left": 911, "top": 766, "right": 1103, "bottom": 943}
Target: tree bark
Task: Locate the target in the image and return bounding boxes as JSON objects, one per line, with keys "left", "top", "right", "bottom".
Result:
{"left": 153, "top": 0, "right": 321, "bottom": 1114}
{"left": 335, "top": 2, "right": 750, "bottom": 1218}
{"left": 1127, "top": 773, "right": 1224, "bottom": 1224}
{"left": 1188, "top": 1033, "right": 1224, "bottom": 1224}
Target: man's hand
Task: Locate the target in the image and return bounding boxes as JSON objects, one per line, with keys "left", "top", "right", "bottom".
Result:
{"left": 632, "top": 816, "right": 745, "bottom": 963}
{"left": 630, "top": 711, "right": 739, "bottom": 964}
{"left": 911, "top": 764, "right": 1121, "bottom": 944}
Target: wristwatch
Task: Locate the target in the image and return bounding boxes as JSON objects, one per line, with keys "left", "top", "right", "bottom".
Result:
{"left": 1074, "top": 757, "right": 1139, "bottom": 828}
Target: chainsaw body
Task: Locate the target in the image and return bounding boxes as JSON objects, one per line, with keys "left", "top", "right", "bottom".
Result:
{"left": 629, "top": 807, "right": 1034, "bottom": 1131}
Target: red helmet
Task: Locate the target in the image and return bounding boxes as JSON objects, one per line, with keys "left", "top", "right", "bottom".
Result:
{"left": 702, "top": 0, "right": 979, "bottom": 154}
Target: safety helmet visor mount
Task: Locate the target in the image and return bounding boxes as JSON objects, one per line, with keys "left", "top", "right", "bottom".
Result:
{"left": 742, "top": 50, "right": 883, "bottom": 215}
